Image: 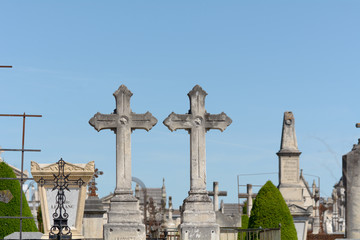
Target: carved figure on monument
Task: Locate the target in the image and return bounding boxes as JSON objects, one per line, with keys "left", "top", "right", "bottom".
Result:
{"left": 163, "top": 85, "right": 232, "bottom": 240}
{"left": 89, "top": 85, "right": 157, "bottom": 240}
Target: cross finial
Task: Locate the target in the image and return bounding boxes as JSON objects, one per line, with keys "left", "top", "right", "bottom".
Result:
{"left": 88, "top": 167, "right": 103, "bottom": 197}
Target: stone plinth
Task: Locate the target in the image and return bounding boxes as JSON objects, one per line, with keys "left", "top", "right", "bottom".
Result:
{"left": 180, "top": 194, "right": 219, "bottom": 240}
{"left": 83, "top": 196, "right": 107, "bottom": 240}
{"left": 103, "top": 195, "right": 145, "bottom": 240}
{"left": 4, "top": 232, "right": 44, "bottom": 240}
{"left": 343, "top": 139, "right": 360, "bottom": 239}
{"left": 31, "top": 161, "right": 94, "bottom": 240}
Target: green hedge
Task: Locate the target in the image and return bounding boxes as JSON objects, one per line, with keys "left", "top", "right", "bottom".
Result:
{"left": 248, "top": 180, "right": 297, "bottom": 240}
{"left": 0, "top": 162, "right": 38, "bottom": 238}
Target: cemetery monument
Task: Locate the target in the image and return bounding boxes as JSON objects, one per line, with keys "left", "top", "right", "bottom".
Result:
{"left": 163, "top": 85, "right": 232, "bottom": 240}
{"left": 89, "top": 85, "right": 157, "bottom": 240}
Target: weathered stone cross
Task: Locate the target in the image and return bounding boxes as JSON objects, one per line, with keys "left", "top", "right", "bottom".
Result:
{"left": 89, "top": 85, "right": 157, "bottom": 195}
{"left": 238, "top": 184, "right": 258, "bottom": 217}
{"left": 163, "top": 85, "right": 232, "bottom": 194}
{"left": 208, "top": 181, "right": 227, "bottom": 211}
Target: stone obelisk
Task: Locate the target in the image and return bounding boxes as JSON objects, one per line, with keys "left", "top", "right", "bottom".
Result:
{"left": 89, "top": 85, "right": 157, "bottom": 240}
{"left": 164, "top": 85, "right": 232, "bottom": 240}
{"left": 277, "top": 111, "right": 303, "bottom": 206}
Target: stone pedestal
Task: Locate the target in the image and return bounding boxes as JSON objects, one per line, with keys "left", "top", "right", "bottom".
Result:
{"left": 83, "top": 196, "right": 107, "bottom": 240}
{"left": 180, "top": 193, "right": 219, "bottom": 240}
{"left": 103, "top": 194, "right": 145, "bottom": 240}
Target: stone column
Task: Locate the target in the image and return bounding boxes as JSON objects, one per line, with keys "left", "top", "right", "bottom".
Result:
{"left": 247, "top": 184, "right": 253, "bottom": 217}
{"left": 342, "top": 138, "right": 360, "bottom": 238}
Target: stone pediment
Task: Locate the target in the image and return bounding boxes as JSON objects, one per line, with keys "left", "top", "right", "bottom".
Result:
{"left": 288, "top": 204, "right": 312, "bottom": 216}
{"left": 31, "top": 161, "right": 94, "bottom": 173}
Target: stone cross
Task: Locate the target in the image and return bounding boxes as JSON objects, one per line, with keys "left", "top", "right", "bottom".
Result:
{"left": 208, "top": 181, "right": 227, "bottom": 211}
{"left": 164, "top": 85, "right": 232, "bottom": 194}
{"left": 238, "top": 184, "right": 257, "bottom": 217}
{"left": 89, "top": 85, "right": 157, "bottom": 195}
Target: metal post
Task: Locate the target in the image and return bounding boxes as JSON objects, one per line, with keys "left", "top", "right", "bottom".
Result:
{"left": 19, "top": 113, "right": 26, "bottom": 240}
{"left": 0, "top": 113, "right": 41, "bottom": 240}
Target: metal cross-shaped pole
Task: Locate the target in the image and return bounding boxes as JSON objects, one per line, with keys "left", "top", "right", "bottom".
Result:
{"left": 208, "top": 181, "right": 227, "bottom": 211}
{"left": 164, "top": 85, "right": 232, "bottom": 194}
{"left": 89, "top": 85, "right": 157, "bottom": 196}
{"left": 88, "top": 168, "right": 103, "bottom": 197}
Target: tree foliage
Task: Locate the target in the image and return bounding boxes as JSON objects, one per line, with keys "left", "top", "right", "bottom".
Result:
{"left": 0, "top": 162, "right": 38, "bottom": 238}
{"left": 249, "top": 181, "right": 297, "bottom": 240}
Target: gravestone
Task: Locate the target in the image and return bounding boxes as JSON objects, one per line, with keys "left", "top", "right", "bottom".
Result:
{"left": 238, "top": 184, "right": 257, "bottom": 217}
{"left": 277, "top": 111, "right": 303, "bottom": 205}
{"left": 208, "top": 182, "right": 227, "bottom": 211}
{"left": 342, "top": 133, "right": 360, "bottom": 238}
{"left": 89, "top": 85, "right": 157, "bottom": 240}
{"left": 164, "top": 85, "right": 232, "bottom": 240}
{"left": 277, "top": 111, "right": 311, "bottom": 240}
{"left": 31, "top": 161, "right": 94, "bottom": 239}
{"left": 83, "top": 167, "right": 106, "bottom": 240}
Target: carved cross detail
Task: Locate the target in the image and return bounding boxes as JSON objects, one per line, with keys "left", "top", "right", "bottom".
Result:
{"left": 89, "top": 85, "right": 157, "bottom": 195}
{"left": 163, "top": 85, "right": 232, "bottom": 193}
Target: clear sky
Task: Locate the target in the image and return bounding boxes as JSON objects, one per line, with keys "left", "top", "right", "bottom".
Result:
{"left": 1, "top": 1, "right": 360, "bottom": 208}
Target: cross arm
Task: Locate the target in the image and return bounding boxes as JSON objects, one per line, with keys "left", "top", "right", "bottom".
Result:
{"left": 208, "top": 191, "right": 228, "bottom": 197}
{"left": 205, "top": 112, "right": 232, "bottom": 132}
{"left": 89, "top": 112, "right": 118, "bottom": 132}
{"left": 131, "top": 112, "right": 158, "bottom": 131}
{"left": 238, "top": 193, "right": 257, "bottom": 198}
{"left": 163, "top": 112, "right": 192, "bottom": 132}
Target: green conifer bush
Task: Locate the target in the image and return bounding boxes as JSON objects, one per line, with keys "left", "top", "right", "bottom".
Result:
{"left": 248, "top": 180, "right": 297, "bottom": 240}
{"left": 0, "top": 162, "right": 38, "bottom": 238}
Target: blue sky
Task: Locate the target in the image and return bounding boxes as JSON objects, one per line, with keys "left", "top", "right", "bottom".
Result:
{"left": 1, "top": 1, "right": 360, "bottom": 207}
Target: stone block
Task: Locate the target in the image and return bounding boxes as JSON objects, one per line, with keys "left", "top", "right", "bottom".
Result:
{"left": 103, "top": 223, "right": 145, "bottom": 240}
{"left": 4, "top": 232, "right": 43, "bottom": 240}
{"left": 180, "top": 223, "right": 219, "bottom": 240}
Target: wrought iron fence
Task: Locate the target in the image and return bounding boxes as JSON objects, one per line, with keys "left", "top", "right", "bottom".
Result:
{"left": 146, "top": 228, "right": 180, "bottom": 240}
{"left": 221, "top": 227, "right": 281, "bottom": 240}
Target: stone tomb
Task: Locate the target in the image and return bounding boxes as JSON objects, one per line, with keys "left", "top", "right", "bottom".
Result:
{"left": 164, "top": 85, "right": 232, "bottom": 240}
{"left": 31, "top": 161, "right": 94, "bottom": 239}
